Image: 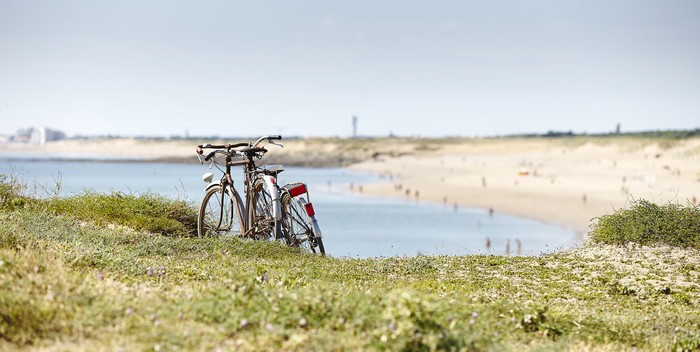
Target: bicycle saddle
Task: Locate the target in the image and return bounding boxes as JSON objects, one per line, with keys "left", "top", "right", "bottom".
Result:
{"left": 259, "top": 164, "right": 285, "bottom": 173}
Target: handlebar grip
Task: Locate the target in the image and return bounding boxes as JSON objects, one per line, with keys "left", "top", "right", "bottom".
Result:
{"left": 270, "top": 135, "right": 282, "bottom": 140}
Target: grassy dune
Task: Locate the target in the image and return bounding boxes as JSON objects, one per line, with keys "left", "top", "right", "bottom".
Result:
{"left": 1, "top": 177, "right": 700, "bottom": 351}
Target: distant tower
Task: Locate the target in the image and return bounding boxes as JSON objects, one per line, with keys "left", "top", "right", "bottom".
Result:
{"left": 352, "top": 116, "right": 358, "bottom": 138}
{"left": 615, "top": 123, "right": 621, "bottom": 135}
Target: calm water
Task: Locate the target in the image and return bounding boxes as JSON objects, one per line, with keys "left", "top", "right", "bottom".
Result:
{"left": 1, "top": 157, "right": 579, "bottom": 258}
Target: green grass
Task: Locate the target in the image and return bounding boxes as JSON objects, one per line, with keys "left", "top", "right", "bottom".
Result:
{"left": 0, "top": 173, "right": 197, "bottom": 237}
{"left": 590, "top": 199, "right": 700, "bottom": 250}
{"left": 44, "top": 191, "right": 197, "bottom": 237}
{"left": 1, "top": 177, "right": 700, "bottom": 350}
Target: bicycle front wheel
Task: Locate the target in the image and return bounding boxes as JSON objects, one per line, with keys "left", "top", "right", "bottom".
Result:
{"left": 248, "top": 178, "right": 281, "bottom": 241}
{"left": 198, "top": 185, "right": 244, "bottom": 237}
{"left": 281, "top": 192, "right": 325, "bottom": 254}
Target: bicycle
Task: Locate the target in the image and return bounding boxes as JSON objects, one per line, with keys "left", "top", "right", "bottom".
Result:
{"left": 195, "top": 135, "right": 325, "bottom": 254}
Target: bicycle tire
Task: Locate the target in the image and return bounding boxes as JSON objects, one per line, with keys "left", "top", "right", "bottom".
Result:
{"left": 281, "top": 192, "right": 325, "bottom": 254}
{"left": 248, "top": 178, "right": 282, "bottom": 241}
{"left": 198, "top": 185, "right": 244, "bottom": 237}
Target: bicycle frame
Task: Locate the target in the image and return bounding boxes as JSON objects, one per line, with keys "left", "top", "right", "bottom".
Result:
{"left": 204, "top": 146, "right": 281, "bottom": 238}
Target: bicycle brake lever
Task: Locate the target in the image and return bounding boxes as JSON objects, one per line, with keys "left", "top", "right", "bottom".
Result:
{"left": 269, "top": 140, "right": 284, "bottom": 148}
{"left": 197, "top": 153, "right": 203, "bottom": 165}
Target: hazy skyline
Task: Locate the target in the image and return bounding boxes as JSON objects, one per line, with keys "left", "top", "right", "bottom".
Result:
{"left": 1, "top": 0, "right": 699, "bottom": 138}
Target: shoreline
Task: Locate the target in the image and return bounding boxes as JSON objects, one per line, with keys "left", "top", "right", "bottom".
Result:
{"left": 348, "top": 138, "right": 700, "bottom": 232}
{"left": 350, "top": 182, "right": 585, "bottom": 236}
{"left": 2, "top": 136, "right": 699, "bottom": 231}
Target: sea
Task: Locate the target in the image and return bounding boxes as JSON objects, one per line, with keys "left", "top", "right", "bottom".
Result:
{"left": 0, "top": 154, "right": 580, "bottom": 258}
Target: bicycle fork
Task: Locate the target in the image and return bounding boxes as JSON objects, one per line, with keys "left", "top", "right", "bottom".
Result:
{"left": 214, "top": 174, "right": 236, "bottom": 232}
{"left": 261, "top": 175, "right": 282, "bottom": 221}
{"left": 261, "top": 174, "right": 284, "bottom": 240}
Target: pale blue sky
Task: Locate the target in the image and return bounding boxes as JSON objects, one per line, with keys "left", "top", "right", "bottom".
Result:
{"left": 1, "top": 0, "right": 699, "bottom": 137}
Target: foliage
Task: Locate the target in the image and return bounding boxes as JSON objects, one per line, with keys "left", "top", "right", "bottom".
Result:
{"left": 45, "top": 191, "right": 198, "bottom": 236}
{"left": 1, "top": 209, "right": 699, "bottom": 350}
{"left": 590, "top": 199, "right": 700, "bottom": 249}
{"left": 1, "top": 173, "right": 196, "bottom": 236}
{"left": 0, "top": 174, "right": 34, "bottom": 211}
{"left": 1, "top": 175, "right": 699, "bottom": 350}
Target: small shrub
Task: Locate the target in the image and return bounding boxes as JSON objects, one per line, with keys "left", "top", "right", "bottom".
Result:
{"left": 589, "top": 199, "right": 700, "bottom": 249}
{"left": 46, "top": 191, "right": 198, "bottom": 236}
{"left": 0, "top": 175, "right": 33, "bottom": 210}
{"left": 1, "top": 175, "right": 197, "bottom": 236}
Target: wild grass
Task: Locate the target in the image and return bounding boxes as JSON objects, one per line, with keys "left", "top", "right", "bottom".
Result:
{"left": 590, "top": 199, "right": 700, "bottom": 249}
{"left": 45, "top": 191, "right": 197, "bottom": 236}
{"left": 1, "top": 176, "right": 700, "bottom": 350}
{"left": 0, "top": 173, "right": 196, "bottom": 236}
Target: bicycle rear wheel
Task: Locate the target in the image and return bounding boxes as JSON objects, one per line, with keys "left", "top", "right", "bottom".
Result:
{"left": 281, "top": 192, "right": 325, "bottom": 254}
{"left": 198, "top": 185, "right": 244, "bottom": 237}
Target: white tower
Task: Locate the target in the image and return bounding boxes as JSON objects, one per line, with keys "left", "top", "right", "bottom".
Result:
{"left": 352, "top": 116, "right": 358, "bottom": 138}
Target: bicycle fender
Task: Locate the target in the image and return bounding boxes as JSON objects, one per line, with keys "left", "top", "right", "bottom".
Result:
{"left": 204, "top": 182, "right": 219, "bottom": 192}
{"left": 262, "top": 175, "right": 282, "bottom": 221}
{"left": 298, "top": 197, "right": 322, "bottom": 239}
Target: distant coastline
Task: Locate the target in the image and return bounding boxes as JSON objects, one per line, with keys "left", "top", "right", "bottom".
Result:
{"left": 0, "top": 151, "right": 355, "bottom": 167}
{"left": 2, "top": 135, "right": 699, "bottom": 231}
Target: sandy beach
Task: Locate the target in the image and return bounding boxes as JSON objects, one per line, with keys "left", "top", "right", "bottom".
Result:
{"left": 350, "top": 137, "right": 700, "bottom": 232}
{"left": 2, "top": 136, "right": 699, "bottom": 232}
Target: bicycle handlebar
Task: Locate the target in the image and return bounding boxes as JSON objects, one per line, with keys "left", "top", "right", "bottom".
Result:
{"left": 197, "top": 142, "right": 248, "bottom": 152}
{"left": 204, "top": 151, "right": 217, "bottom": 161}
{"left": 196, "top": 135, "right": 282, "bottom": 163}
{"left": 253, "top": 135, "right": 282, "bottom": 147}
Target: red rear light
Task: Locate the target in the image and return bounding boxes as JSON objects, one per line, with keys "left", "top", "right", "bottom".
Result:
{"left": 304, "top": 203, "right": 315, "bottom": 217}
{"left": 288, "top": 184, "right": 307, "bottom": 197}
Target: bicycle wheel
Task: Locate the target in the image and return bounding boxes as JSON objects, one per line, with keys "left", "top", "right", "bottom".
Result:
{"left": 248, "top": 178, "right": 281, "bottom": 241}
{"left": 198, "top": 185, "right": 244, "bottom": 237}
{"left": 281, "top": 192, "right": 325, "bottom": 254}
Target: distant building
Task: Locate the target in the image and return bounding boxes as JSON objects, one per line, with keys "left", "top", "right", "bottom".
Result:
{"left": 352, "top": 116, "right": 358, "bottom": 138}
{"left": 15, "top": 127, "right": 66, "bottom": 144}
